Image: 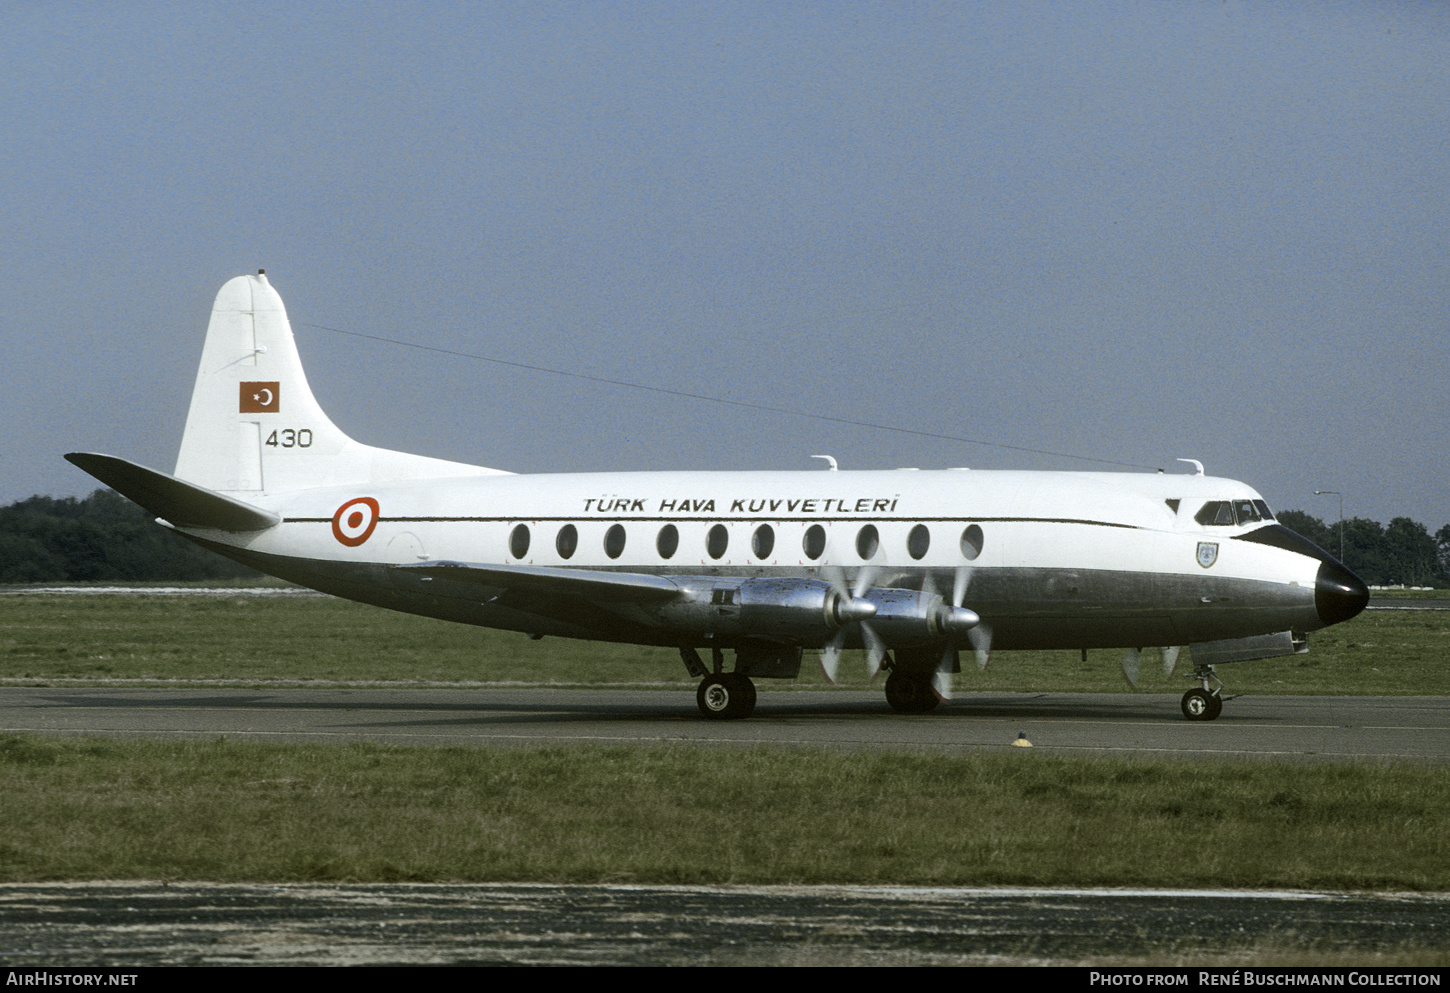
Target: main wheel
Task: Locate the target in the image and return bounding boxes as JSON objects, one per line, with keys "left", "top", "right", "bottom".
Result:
{"left": 696, "top": 673, "right": 756, "bottom": 720}
{"left": 1182, "top": 687, "right": 1222, "bottom": 721}
{"left": 885, "top": 671, "right": 939, "bottom": 714}
{"left": 732, "top": 673, "right": 757, "bottom": 715}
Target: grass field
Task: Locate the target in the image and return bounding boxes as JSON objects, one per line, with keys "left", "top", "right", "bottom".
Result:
{"left": 1, "top": 592, "right": 1446, "bottom": 695}
{"left": 2, "top": 735, "right": 1447, "bottom": 891}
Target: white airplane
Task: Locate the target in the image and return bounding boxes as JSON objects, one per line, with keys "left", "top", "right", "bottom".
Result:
{"left": 67, "top": 272, "right": 1369, "bottom": 721}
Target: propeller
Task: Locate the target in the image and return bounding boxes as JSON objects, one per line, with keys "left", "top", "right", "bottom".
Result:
{"left": 819, "top": 564, "right": 883, "bottom": 682}
{"left": 1121, "top": 647, "right": 1141, "bottom": 688}
{"left": 968, "top": 624, "right": 993, "bottom": 669}
{"left": 1120, "top": 646, "right": 1182, "bottom": 688}
{"left": 1161, "top": 646, "right": 1182, "bottom": 677}
{"left": 926, "top": 566, "right": 982, "bottom": 700}
{"left": 1113, "top": 646, "right": 1183, "bottom": 684}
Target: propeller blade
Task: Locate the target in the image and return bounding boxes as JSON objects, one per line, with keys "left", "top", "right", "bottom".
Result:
{"left": 1162, "top": 646, "right": 1182, "bottom": 677}
{"left": 968, "top": 623, "right": 993, "bottom": 669}
{"left": 819, "top": 630, "right": 845, "bottom": 684}
{"left": 851, "top": 565, "right": 879, "bottom": 600}
{"left": 952, "top": 566, "right": 972, "bottom": 607}
{"left": 861, "top": 620, "right": 888, "bottom": 678}
{"left": 931, "top": 666, "right": 953, "bottom": 701}
{"left": 1121, "top": 647, "right": 1141, "bottom": 689}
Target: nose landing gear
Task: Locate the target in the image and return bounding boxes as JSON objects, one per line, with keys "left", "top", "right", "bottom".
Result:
{"left": 1181, "top": 663, "right": 1225, "bottom": 721}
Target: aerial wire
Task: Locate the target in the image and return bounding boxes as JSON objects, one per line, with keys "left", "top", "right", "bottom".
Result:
{"left": 300, "top": 322, "right": 1162, "bottom": 472}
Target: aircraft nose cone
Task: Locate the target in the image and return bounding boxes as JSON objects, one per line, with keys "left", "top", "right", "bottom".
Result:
{"left": 1315, "top": 559, "right": 1369, "bottom": 626}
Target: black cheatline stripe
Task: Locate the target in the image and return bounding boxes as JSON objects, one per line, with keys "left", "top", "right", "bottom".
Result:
{"left": 287, "top": 516, "right": 1141, "bottom": 529}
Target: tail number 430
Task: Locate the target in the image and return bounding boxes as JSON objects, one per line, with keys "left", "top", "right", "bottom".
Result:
{"left": 265, "top": 429, "right": 313, "bottom": 448}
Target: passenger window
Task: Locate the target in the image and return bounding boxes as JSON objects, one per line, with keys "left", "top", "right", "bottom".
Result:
{"left": 802, "top": 524, "right": 826, "bottom": 561}
{"left": 907, "top": 524, "right": 930, "bottom": 560}
{"left": 509, "top": 524, "right": 530, "bottom": 560}
{"left": 556, "top": 524, "right": 578, "bottom": 560}
{"left": 752, "top": 524, "right": 775, "bottom": 560}
{"left": 960, "top": 524, "right": 983, "bottom": 560}
{"left": 656, "top": 524, "right": 679, "bottom": 559}
{"left": 707, "top": 524, "right": 729, "bottom": 560}
{"left": 604, "top": 523, "right": 626, "bottom": 559}
{"left": 856, "top": 524, "right": 879, "bottom": 560}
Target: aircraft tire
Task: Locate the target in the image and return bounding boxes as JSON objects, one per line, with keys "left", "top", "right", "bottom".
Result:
{"left": 1181, "top": 688, "right": 1222, "bottom": 721}
{"left": 885, "top": 671, "right": 938, "bottom": 715}
{"left": 733, "top": 673, "right": 758, "bottom": 715}
{"left": 697, "top": 674, "right": 755, "bottom": 720}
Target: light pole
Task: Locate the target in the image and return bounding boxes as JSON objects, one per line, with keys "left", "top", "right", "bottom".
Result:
{"left": 1313, "top": 489, "right": 1344, "bottom": 563}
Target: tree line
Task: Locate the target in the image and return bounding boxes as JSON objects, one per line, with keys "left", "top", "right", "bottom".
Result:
{"left": 1, "top": 489, "right": 1447, "bottom": 587}
{"left": 1275, "top": 509, "right": 1449, "bottom": 588}
{"left": 0, "top": 490, "right": 257, "bottom": 583}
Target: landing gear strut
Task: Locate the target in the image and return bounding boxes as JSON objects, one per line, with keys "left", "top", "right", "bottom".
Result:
{"left": 1181, "top": 663, "right": 1225, "bottom": 721}
{"left": 884, "top": 670, "right": 939, "bottom": 714}
{"left": 696, "top": 672, "right": 757, "bottom": 720}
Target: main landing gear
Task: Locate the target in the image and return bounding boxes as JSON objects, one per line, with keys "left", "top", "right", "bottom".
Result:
{"left": 681, "top": 646, "right": 758, "bottom": 720}
{"left": 1181, "top": 662, "right": 1225, "bottom": 721}
{"left": 884, "top": 669, "right": 939, "bottom": 714}
{"left": 696, "top": 672, "right": 757, "bottom": 720}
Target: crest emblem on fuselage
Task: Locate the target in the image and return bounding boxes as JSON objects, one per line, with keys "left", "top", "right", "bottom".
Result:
{"left": 1196, "top": 541, "right": 1219, "bottom": 569}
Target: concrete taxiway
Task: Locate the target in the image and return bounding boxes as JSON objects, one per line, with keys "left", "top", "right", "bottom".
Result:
{"left": 1, "top": 686, "right": 1447, "bottom": 761}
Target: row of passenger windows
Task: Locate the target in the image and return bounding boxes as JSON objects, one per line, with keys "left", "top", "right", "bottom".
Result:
{"left": 509, "top": 522, "right": 987, "bottom": 563}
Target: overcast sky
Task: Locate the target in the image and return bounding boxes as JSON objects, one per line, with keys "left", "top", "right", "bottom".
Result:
{"left": 3, "top": 1, "right": 1446, "bottom": 529}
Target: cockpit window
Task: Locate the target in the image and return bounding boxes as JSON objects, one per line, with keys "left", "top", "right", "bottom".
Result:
{"left": 1195, "top": 499, "right": 1274, "bottom": 527}
{"left": 1195, "top": 501, "right": 1237, "bottom": 526}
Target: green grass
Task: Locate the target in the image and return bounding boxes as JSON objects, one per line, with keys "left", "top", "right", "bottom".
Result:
{"left": 2, "top": 734, "right": 1447, "bottom": 889}
{"left": 2, "top": 593, "right": 1447, "bottom": 696}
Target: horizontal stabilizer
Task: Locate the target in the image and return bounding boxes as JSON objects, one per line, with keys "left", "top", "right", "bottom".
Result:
{"left": 397, "top": 561, "right": 683, "bottom": 603}
{"left": 65, "top": 453, "right": 281, "bottom": 532}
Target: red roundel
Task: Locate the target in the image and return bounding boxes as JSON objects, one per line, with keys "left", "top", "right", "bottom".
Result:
{"left": 332, "top": 497, "right": 380, "bottom": 547}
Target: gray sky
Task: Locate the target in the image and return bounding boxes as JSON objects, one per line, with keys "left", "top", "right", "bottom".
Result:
{"left": 4, "top": 1, "right": 1447, "bottom": 529}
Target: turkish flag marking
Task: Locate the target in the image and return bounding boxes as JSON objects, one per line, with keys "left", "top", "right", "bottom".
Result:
{"left": 240, "top": 382, "right": 280, "bottom": 413}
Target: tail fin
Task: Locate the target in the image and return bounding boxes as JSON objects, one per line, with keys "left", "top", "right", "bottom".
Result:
{"left": 174, "top": 272, "right": 506, "bottom": 494}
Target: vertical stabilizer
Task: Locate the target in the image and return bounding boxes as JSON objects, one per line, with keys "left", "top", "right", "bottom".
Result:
{"left": 174, "top": 273, "right": 504, "bottom": 494}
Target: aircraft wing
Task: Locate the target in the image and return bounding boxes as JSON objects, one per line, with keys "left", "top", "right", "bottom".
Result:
{"left": 395, "top": 561, "right": 685, "bottom": 603}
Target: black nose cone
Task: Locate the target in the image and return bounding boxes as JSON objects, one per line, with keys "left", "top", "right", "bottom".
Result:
{"left": 1316, "top": 559, "right": 1369, "bottom": 626}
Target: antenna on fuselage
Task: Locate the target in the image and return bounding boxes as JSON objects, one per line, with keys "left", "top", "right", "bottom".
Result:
{"left": 811, "top": 455, "right": 838, "bottom": 471}
{"left": 1176, "top": 458, "right": 1205, "bottom": 476}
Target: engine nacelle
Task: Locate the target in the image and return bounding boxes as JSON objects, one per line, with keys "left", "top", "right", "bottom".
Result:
{"left": 652, "top": 577, "right": 976, "bottom": 648}
{"left": 860, "top": 587, "right": 953, "bottom": 646}
{"left": 655, "top": 577, "right": 854, "bottom": 644}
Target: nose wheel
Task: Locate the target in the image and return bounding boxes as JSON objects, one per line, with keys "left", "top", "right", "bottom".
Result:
{"left": 1181, "top": 687, "right": 1223, "bottom": 721}
{"left": 1181, "top": 663, "right": 1225, "bottom": 721}
{"left": 697, "top": 673, "right": 757, "bottom": 720}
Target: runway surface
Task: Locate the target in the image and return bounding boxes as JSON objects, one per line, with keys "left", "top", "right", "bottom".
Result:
{"left": 2, "top": 686, "right": 1448, "bottom": 762}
